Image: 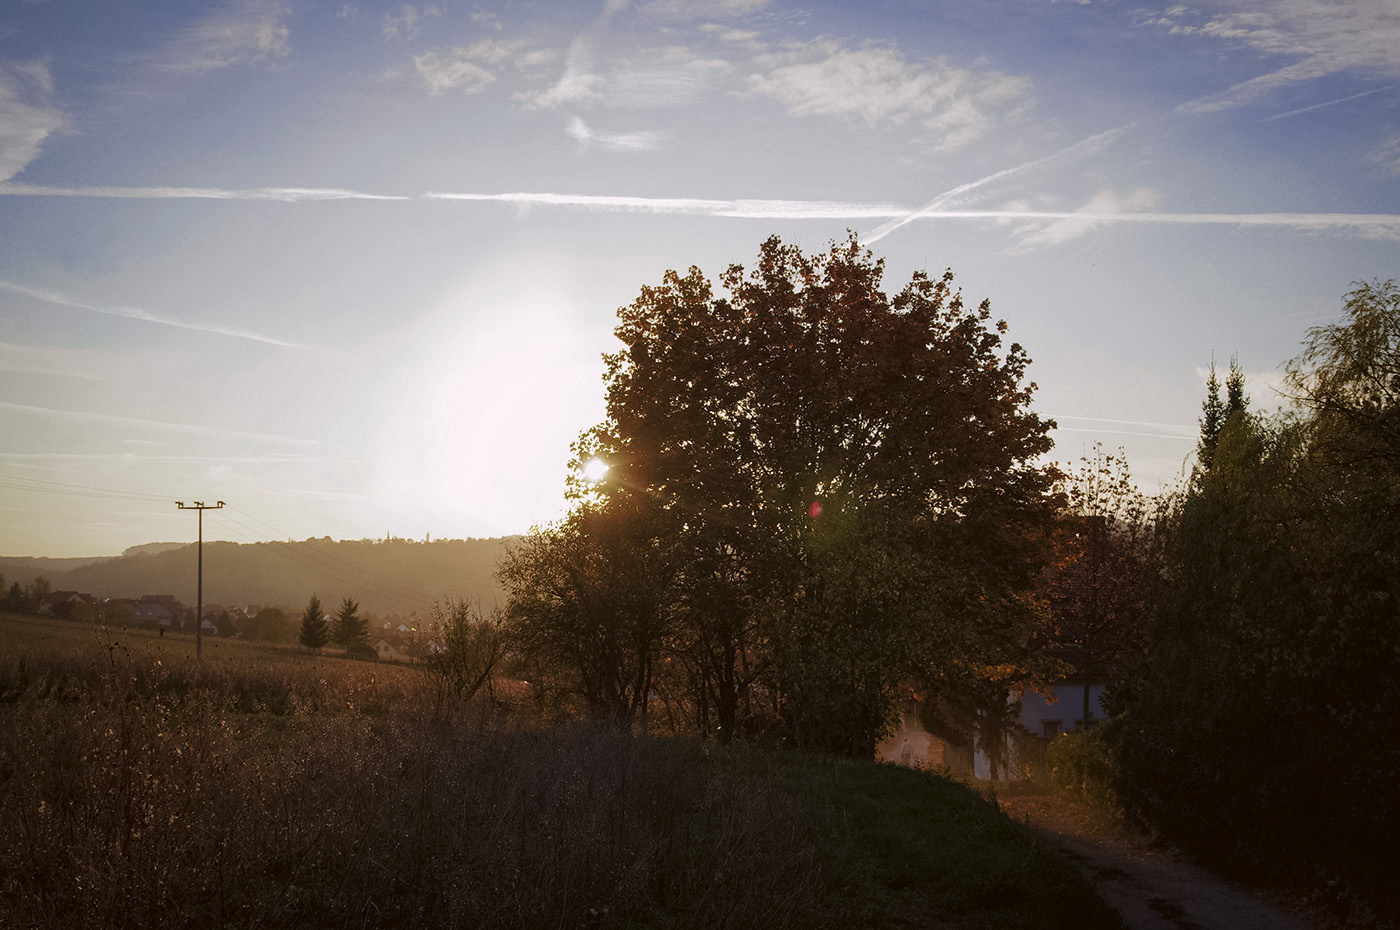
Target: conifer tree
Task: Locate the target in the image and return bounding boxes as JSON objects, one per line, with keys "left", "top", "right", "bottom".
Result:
{"left": 330, "top": 596, "right": 367, "bottom": 650}
{"left": 298, "top": 594, "right": 329, "bottom": 653}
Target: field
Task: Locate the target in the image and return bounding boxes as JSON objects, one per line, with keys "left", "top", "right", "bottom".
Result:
{"left": 0, "top": 613, "right": 1121, "bottom": 930}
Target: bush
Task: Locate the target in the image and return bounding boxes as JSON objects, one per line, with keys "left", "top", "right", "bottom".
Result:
{"left": 1046, "top": 728, "right": 1117, "bottom": 808}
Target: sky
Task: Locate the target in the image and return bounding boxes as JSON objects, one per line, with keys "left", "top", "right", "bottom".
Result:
{"left": 1, "top": 0, "right": 1398, "bottom": 557}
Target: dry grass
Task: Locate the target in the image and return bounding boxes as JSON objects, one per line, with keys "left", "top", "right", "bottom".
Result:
{"left": 0, "top": 614, "right": 1120, "bottom": 930}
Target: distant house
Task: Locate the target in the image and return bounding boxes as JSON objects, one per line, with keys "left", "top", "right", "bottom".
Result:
{"left": 38, "top": 591, "right": 93, "bottom": 617}
{"left": 372, "top": 636, "right": 410, "bottom": 661}
{"left": 875, "top": 653, "right": 1107, "bottom": 782}
{"left": 134, "top": 594, "right": 183, "bottom": 628}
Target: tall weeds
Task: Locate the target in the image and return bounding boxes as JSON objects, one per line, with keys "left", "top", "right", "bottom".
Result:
{"left": 0, "top": 633, "right": 827, "bottom": 929}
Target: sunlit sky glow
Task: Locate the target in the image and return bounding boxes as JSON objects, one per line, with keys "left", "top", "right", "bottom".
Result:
{"left": 2, "top": 0, "right": 1398, "bottom": 556}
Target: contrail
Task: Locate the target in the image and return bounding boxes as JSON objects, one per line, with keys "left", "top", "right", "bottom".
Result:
{"left": 1050, "top": 415, "right": 1194, "bottom": 435}
{"left": 425, "top": 191, "right": 907, "bottom": 218}
{"left": 1053, "top": 426, "right": 1196, "bottom": 441}
{"left": 425, "top": 192, "right": 1400, "bottom": 236}
{"left": 0, "top": 399, "right": 322, "bottom": 445}
{"left": 0, "top": 279, "right": 345, "bottom": 354}
{"left": 1259, "top": 84, "right": 1400, "bottom": 122}
{"left": 0, "top": 183, "right": 408, "bottom": 201}
{"left": 863, "top": 123, "right": 1136, "bottom": 244}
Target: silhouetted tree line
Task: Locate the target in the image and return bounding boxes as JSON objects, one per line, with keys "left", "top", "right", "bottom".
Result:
{"left": 497, "top": 238, "right": 1398, "bottom": 919}
{"left": 1112, "top": 279, "right": 1400, "bottom": 922}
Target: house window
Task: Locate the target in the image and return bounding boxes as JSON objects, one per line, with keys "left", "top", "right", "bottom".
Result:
{"left": 1041, "top": 720, "right": 1061, "bottom": 739}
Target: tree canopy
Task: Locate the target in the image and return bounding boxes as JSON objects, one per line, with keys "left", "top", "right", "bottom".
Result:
{"left": 504, "top": 235, "right": 1057, "bottom": 754}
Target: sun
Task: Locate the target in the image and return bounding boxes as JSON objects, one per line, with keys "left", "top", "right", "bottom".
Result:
{"left": 582, "top": 458, "right": 610, "bottom": 482}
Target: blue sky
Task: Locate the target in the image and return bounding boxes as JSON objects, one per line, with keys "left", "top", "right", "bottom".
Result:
{"left": 2, "top": 0, "right": 1398, "bottom": 556}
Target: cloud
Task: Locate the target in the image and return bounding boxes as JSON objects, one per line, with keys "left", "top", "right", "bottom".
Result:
{"left": 634, "top": 0, "right": 769, "bottom": 20}
{"left": 516, "top": 38, "right": 607, "bottom": 108}
{"left": 1370, "top": 134, "right": 1400, "bottom": 176}
{"left": 1009, "top": 188, "right": 1161, "bottom": 250}
{"left": 382, "top": 4, "right": 441, "bottom": 41}
{"left": 566, "top": 116, "right": 667, "bottom": 151}
{"left": 0, "top": 279, "right": 344, "bottom": 353}
{"left": 150, "top": 0, "right": 291, "bottom": 74}
{"left": 0, "top": 182, "right": 406, "bottom": 201}
{"left": 0, "top": 61, "right": 63, "bottom": 183}
{"left": 865, "top": 122, "right": 1134, "bottom": 243}
{"left": 746, "top": 40, "right": 1030, "bottom": 149}
{"left": 414, "top": 39, "right": 539, "bottom": 95}
{"left": 521, "top": 40, "right": 730, "bottom": 110}
{"left": 1154, "top": 0, "right": 1400, "bottom": 112}
{"left": 415, "top": 52, "right": 494, "bottom": 95}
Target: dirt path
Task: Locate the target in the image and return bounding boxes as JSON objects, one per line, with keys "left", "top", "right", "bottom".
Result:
{"left": 1003, "top": 795, "right": 1326, "bottom": 930}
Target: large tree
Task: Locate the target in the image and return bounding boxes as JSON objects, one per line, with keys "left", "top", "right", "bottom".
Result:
{"left": 558, "top": 234, "right": 1057, "bottom": 753}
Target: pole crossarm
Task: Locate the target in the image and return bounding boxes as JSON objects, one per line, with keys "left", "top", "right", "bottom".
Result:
{"left": 175, "top": 501, "right": 225, "bottom": 659}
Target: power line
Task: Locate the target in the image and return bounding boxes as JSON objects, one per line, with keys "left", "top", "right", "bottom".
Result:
{"left": 0, "top": 473, "right": 172, "bottom": 503}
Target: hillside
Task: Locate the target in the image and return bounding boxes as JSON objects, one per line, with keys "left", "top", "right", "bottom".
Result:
{"left": 4, "top": 537, "right": 513, "bottom": 617}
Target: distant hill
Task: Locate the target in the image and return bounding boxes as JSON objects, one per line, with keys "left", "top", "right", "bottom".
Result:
{"left": 122, "top": 542, "right": 188, "bottom": 558}
{"left": 0, "top": 554, "right": 112, "bottom": 582}
{"left": 4, "top": 537, "right": 515, "bottom": 618}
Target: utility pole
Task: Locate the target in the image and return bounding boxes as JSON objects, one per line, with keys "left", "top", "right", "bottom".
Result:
{"left": 176, "top": 500, "right": 224, "bottom": 659}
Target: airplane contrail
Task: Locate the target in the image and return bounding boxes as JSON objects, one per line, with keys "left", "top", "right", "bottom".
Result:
{"left": 0, "top": 183, "right": 408, "bottom": 201}
{"left": 0, "top": 279, "right": 344, "bottom": 354}
{"left": 862, "top": 124, "right": 1136, "bottom": 244}
{"left": 0, "top": 399, "right": 322, "bottom": 445}
{"left": 1259, "top": 84, "right": 1400, "bottom": 122}
{"left": 425, "top": 191, "right": 907, "bottom": 218}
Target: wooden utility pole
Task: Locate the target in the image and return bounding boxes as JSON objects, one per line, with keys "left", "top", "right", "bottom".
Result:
{"left": 176, "top": 500, "right": 224, "bottom": 659}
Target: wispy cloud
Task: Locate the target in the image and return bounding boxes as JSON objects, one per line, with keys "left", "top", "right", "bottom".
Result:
{"left": 864, "top": 123, "right": 1135, "bottom": 243}
{"left": 1154, "top": 1, "right": 1400, "bottom": 113}
{"left": 149, "top": 0, "right": 291, "bottom": 74}
{"left": 413, "top": 40, "right": 533, "bottom": 95}
{"left": 0, "top": 182, "right": 406, "bottom": 201}
{"left": 566, "top": 116, "right": 667, "bottom": 152}
{"left": 0, "top": 400, "right": 321, "bottom": 446}
{"left": 517, "top": 37, "right": 607, "bottom": 109}
{"left": 0, "top": 61, "right": 64, "bottom": 183}
{"left": 1373, "top": 134, "right": 1400, "bottom": 176}
{"left": 1008, "top": 188, "right": 1161, "bottom": 251}
{"left": 0, "top": 279, "right": 344, "bottom": 353}
{"left": 746, "top": 39, "right": 1030, "bottom": 150}
{"left": 383, "top": 4, "right": 441, "bottom": 41}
